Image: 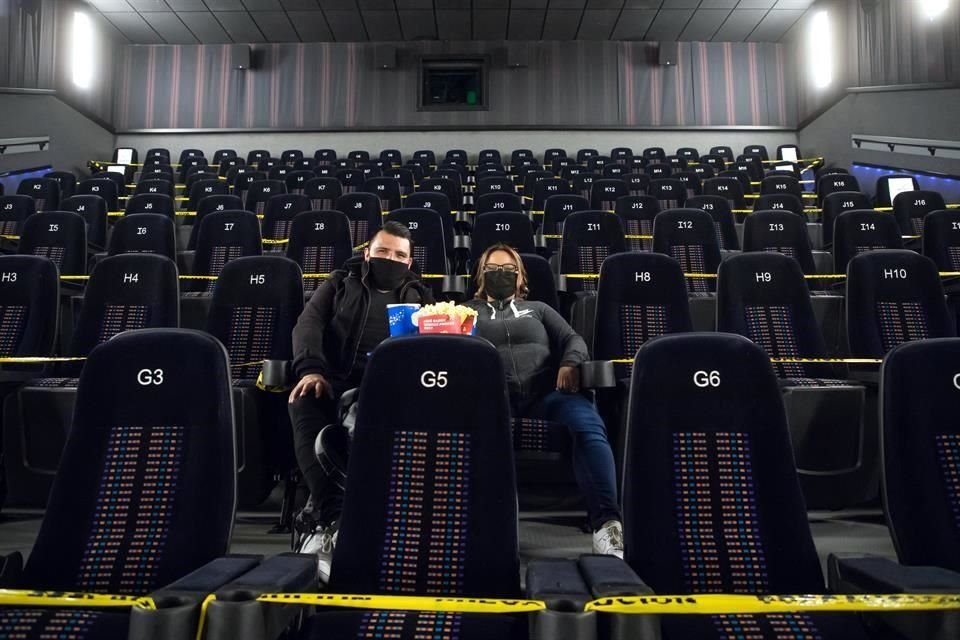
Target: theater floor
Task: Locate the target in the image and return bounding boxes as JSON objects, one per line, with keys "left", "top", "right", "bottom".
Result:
{"left": 0, "top": 508, "right": 897, "bottom": 581}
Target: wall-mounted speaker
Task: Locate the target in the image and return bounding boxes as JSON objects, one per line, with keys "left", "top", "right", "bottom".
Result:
{"left": 375, "top": 45, "right": 397, "bottom": 70}
{"left": 506, "top": 44, "right": 529, "bottom": 69}
{"left": 231, "top": 45, "right": 251, "bottom": 71}
{"left": 657, "top": 43, "right": 678, "bottom": 66}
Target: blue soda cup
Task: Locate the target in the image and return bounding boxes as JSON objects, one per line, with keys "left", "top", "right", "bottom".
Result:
{"left": 387, "top": 303, "right": 421, "bottom": 337}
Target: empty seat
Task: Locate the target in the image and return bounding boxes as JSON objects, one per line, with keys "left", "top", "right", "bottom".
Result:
{"left": 378, "top": 149, "right": 402, "bottom": 166}
{"left": 648, "top": 178, "right": 687, "bottom": 210}
{"left": 206, "top": 255, "right": 303, "bottom": 505}
{"left": 247, "top": 149, "right": 270, "bottom": 166}
{"left": 299, "top": 336, "right": 522, "bottom": 640}
{"left": 16, "top": 178, "right": 60, "bottom": 212}
{"left": 280, "top": 149, "right": 304, "bottom": 165}
{"left": 743, "top": 210, "right": 816, "bottom": 274}
{"left": 286, "top": 210, "right": 353, "bottom": 292}
{"left": 108, "top": 213, "right": 177, "bottom": 261}
{"left": 559, "top": 210, "right": 625, "bottom": 294}
{"left": 187, "top": 195, "right": 245, "bottom": 250}
{"left": 542, "top": 194, "right": 589, "bottom": 253}
{"left": 644, "top": 162, "right": 672, "bottom": 179}
{"left": 676, "top": 147, "right": 699, "bottom": 161}
{"left": 177, "top": 157, "right": 209, "bottom": 183}
{"left": 653, "top": 209, "right": 722, "bottom": 294}
{"left": 777, "top": 144, "right": 801, "bottom": 162}
{"left": 510, "top": 149, "right": 534, "bottom": 166}
{"left": 190, "top": 211, "right": 262, "bottom": 293}
{"left": 529, "top": 178, "right": 569, "bottom": 213}
{"left": 603, "top": 163, "right": 627, "bottom": 178}
{"left": 335, "top": 193, "right": 382, "bottom": 248}
{"left": 184, "top": 170, "right": 220, "bottom": 193}
{"left": 833, "top": 210, "right": 902, "bottom": 273}
{"left": 691, "top": 163, "right": 716, "bottom": 180}
{"left": 417, "top": 177, "right": 461, "bottom": 212}
{"left": 722, "top": 166, "right": 757, "bottom": 192}
{"left": 817, "top": 173, "right": 861, "bottom": 205}
{"left": 685, "top": 195, "right": 740, "bottom": 251}
{"left": 0, "top": 195, "right": 36, "bottom": 235}
{"left": 595, "top": 251, "right": 691, "bottom": 382}
{"left": 218, "top": 158, "right": 246, "bottom": 180}
{"left": 479, "top": 149, "right": 502, "bottom": 164}
{"left": 847, "top": 249, "right": 954, "bottom": 357}
{"left": 743, "top": 143, "right": 769, "bottom": 161}
{"left": 470, "top": 212, "right": 536, "bottom": 263}
{"left": 125, "top": 193, "right": 174, "bottom": 219}
{"left": 135, "top": 178, "right": 174, "bottom": 199}
{"left": 611, "top": 146, "right": 633, "bottom": 164}
{"left": 576, "top": 148, "right": 598, "bottom": 163}
{"left": 544, "top": 148, "right": 566, "bottom": 164}
{"left": 641, "top": 147, "right": 665, "bottom": 162}
{"left": 622, "top": 172, "right": 650, "bottom": 196}
{"left": 0, "top": 328, "right": 239, "bottom": 633}
{"left": 363, "top": 177, "right": 402, "bottom": 213}
{"left": 348, "top": 150, "right": 370, "bottom": 163}
{"left": 145, "top": 147, "right": 171, "bottom": 163}
{"left": 699, "top": 153, "right": 726, "bottom": 171}
{"left": 336, "top": 168, "right": 365, "bottom": 194}
{"left": 183, "top": 178, "right": 226, "bottom": 210}
{"left": 674, "top": 170, "right": 702, "bottom": 198}
{"left": 213, "top": 148, "right": 238, "bottom": 165}
{"left": 718, "top": 252, "right": 872, "bottom": 507}
{"left": 382, "top": 167, "right": 415, "bottom": 195}
{"left": 875, "top": 173, "right": 920, "bottom": 208}
{"left": 709, "top": 145, "right": 734, "bottom": 160}
{"left": 76, "top": 178, "right": 118, "bottom": 212}
{"left": 621, "top": 332, "right": 870, "bottom": 640}
{"left": 703, "top": 176, "right": 747, "bottom": 212}
{"left": 923, "top": 209, "right": 960, "bottom": 272}
{"left": 18, "top": 212, "right": 87, "bottom": 276}
{"left": 882, "top": 338, "right": 960, "bottom": 571}
{"left": 262, "top": 194, "right": 310, "bottom": 247}
{"left": 821, "top": 191, "right": 871, "bottom": 249}
{"left": 244, "top": 180, "right": 287, "bottom": 215}
{"left": 412, "top": 149, "right": 436, "bottom": 166}
{"left": 0, "top": 255, "right": 59, "bottom": 358}
{"left": 444, "top": 149, "right": 468, "bottom": 165}
{"left": 178, "top": 148, "right": 205, "bottom": 165}
{"left": 475, "top": 192, "right": 523, "bottom": 215}
{"left": 303, "top": 177, "right": 342, "bottom": 211}
{"left": 760, "top": 174, "right": 803, "bottom": 200}
{"left": 59, "top": 195, "right": 107, "bottom": 250}
{"left": 752, "top": 192, "right": 805, "bottom": 216}
{"left": 4, "top": 254, "right": 180, "bottom": 505}
{"left": 893, "top": 189, "right": 946, "bottom": 235}
{"left": 314, "top": 149, "right": 337, "bottom": 165}
{"left": 590, "top": 179, "right": 628, "bottom": 211}
{"left": 477, "top": 176, "right": 517, "bottom": 197}
{"left": 401, "top": 194, "right": 454, "bottom": 258}
{"left": 614, "top": 195, "right": 659, "bottom": 252}
{"left": 43, "top": 172, "right": 77, "bottom": 200}
{"left": 357, "top": 162, "right": 382, "bottom": 179}
{"left": 285, "top": 169, "right": 316, "bottom": 195}
{"left": 572, "top": 173, "right": 600, "bottom": 200}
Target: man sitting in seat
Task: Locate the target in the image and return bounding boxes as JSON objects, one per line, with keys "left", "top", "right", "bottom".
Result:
{"left": 463, "top": 243, "right": 624, "bottom": 557}
{"left": 288, "top": 221, "right": 433, "bottom": 579}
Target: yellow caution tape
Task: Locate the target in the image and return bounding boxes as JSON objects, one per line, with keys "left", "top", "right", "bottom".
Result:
{"left": 744, "top": 193, "right": 818, "bottom": 199}
{"left": 107, "top": 211, "right": 199, "bottom": 217}
{"left": 254, "top": 593, "right": 546, "bottom": 613}
{"left": 303, "top": 273, "right": 331, "bottom": 279}
{"left": 0, "top": 589, "right": 155, "bottom": 610}
{"left": 0, "top": 356, "right": 86, "bottom": 363}
{"left": 0, "top": 235, "right": 20, "bottom": 240}
{"left": 585, "top": 593, "right": 960, "bottom": 615}
{"left": 353, "top": 242, "right": 369, "bottom": 251}
{"left": 262, "top": 238, "right": 290, "bottom": 245}
{"left": 770, "top": 357, "right": 882, "bottom": 364}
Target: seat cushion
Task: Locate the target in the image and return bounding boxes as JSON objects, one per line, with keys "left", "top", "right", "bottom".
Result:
{"left": 662, "top": 611, "right": 870, "bottom": 640}
{"left": 0, "top": 608, "right": 129, "bottom": 639}
{"left": 512, "top": 418, "right": 569, "bottom": 454}
{"left": 301, "top": 609, "right": 526, "bottom": 640}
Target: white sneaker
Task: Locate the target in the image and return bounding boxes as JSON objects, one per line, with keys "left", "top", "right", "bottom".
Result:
{"left": 300, "top": 526, "right": 338, "bottom": 584}
{"left": 592, "top": 520, "right": 624, "bottom": 559}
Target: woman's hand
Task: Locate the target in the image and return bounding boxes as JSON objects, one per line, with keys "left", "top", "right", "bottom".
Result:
{"left": 556, "top": 366, "right": 580, "bottom": 394}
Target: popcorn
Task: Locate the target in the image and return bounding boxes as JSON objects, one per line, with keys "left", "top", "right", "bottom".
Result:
{"left": 413, "top": 302, "right": 478, "bottom": 335}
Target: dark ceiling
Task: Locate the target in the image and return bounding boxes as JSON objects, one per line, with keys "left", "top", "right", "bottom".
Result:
{"left": 85, "top": 0, "right": 812, "bottom": 44}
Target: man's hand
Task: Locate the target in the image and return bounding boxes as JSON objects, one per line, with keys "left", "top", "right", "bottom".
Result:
{"left": 288, "top": 373, "right": 331, "bottom": 404}
{"left": 556, "top": 366, "right": 580, "bottom": 394}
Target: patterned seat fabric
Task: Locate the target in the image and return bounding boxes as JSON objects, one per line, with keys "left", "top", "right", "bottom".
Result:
{"left": 624, "top": 334, "right": 870, "bottom": 640}
{"left": 559, "top": 211, "right": 626, "bottom": 295}
{"left": 301, "top": 337, "right": 522, "bottom": 640}
{"left": 512, "top": 418, "right": 568, "bottom": 454}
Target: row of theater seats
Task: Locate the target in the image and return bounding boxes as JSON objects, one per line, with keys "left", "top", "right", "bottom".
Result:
{"left": 3, "top": 327, "right": 960, "bottom": 640}
{"left": 0, "top": 239, "right": 953, "bottom": 512}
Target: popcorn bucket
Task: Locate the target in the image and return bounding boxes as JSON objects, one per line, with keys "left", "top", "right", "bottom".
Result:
{"left": 418, "top": 314, "right": 476, "bottom": 335}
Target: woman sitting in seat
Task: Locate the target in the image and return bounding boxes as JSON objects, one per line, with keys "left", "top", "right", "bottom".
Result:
{"left": 463, "top": 243, "right": 623, "bottom": 556}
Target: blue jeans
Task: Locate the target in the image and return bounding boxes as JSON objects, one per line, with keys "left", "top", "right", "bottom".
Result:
{"left": 527, "top": 391, "right": 622, "bottom": 531}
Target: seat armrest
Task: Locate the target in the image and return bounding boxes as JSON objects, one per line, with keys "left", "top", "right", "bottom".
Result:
{"left": 128, "top": 555, "right": 263, "bottom": 640}
{"left": 829, "top": 553, "right": 960, "bottom": 594}
{"left": 581, "top": 361, "right": 616, "bottom": 390}
{"left": 204, "top": 553, "right": 319, "bottom": 640}
{"left": 152, "top": 554, "right": 263, "bottom": 598}
{"left": 259, "top": 360, "right": 291, "bottom": 388}
{"left": 0, "top": 552, "right": 23, "bottom": 586}
{"left": 555, "top": 274, "right": 568, "bottom": 293}
{"left": 453, "top": 235, "right": 471, "bottom": 251}
{"left": 828, "top": 554, "right": 960, "bottom": 640}
{"left": 527, "top": 559, "right": 592, "bottom": 610}
{"left": 578, "top": 555, "right": 654, "bottom": 598}
{"left": 441, "top": 275, "right": 467, "bottom": 299}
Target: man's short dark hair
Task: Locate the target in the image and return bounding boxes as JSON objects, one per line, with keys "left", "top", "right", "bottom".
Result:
{"left": 373, "top": 220, "right": 414, "bottom": 252}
